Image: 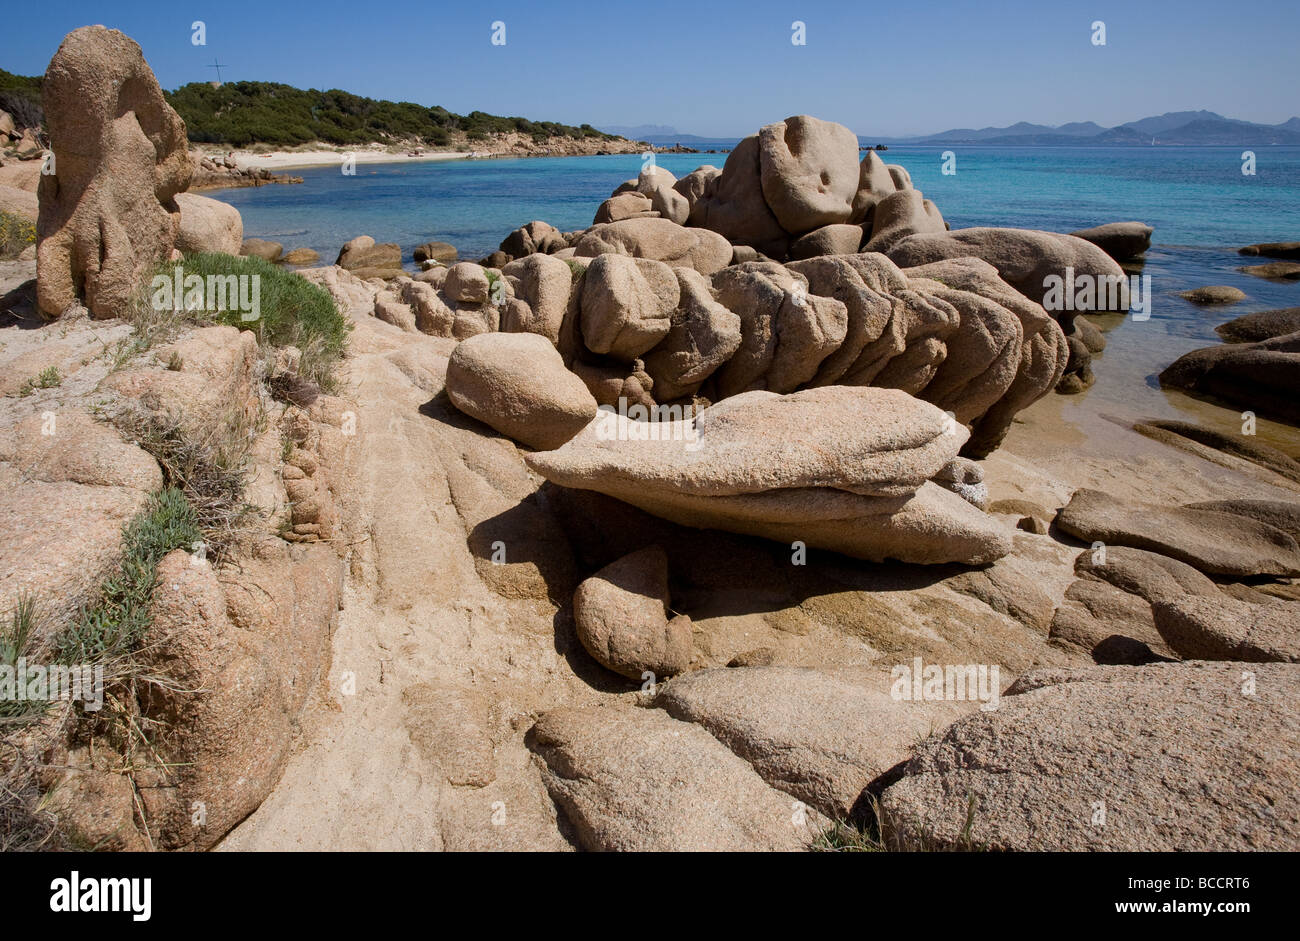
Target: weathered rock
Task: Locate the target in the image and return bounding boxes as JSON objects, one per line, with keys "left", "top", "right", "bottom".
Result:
{"left": 281, "top": 247, "right": 320, "bottom": 266}
{"left": 1068, "top": 222, "right": 1153, "bottom": 261}
{"left": 0, "top": 184, "right": 38, "bottom": 222}
{"left": 240, "top": 238, "right": 282, "bottom": 262}
{"left": 573, "top": 218, "right": 732, "bottom": 275}
{"left": 1159, "top": 330, "right": 1300, "bottom": 425}
{"left": 500, "top": 252, "right": 572, "bottom": 343}
{"left": 401, "top": 683, "right": 495, "bottom": 787}
{"left": 658, "top": 666, "right": 962, "bottom": 820}
{"left": 174, "top": 192, "right": 242, "bottom": 255}
{"left": 572, "top": 546, "right": 692, "bottom": 680}
{"left": 864, "top": 189, "right": 947, "bottom": 253}
{"left": 444, "top": 262, "right": 491, "bottom": 304}
{"left": 881, "top": 661, "right": 1300, "bottom": 850}
{"left": 412, "top": 240, "right": 457, "bottom": 264}
{"left": 372, "top": 289, "right": 416, "bottom": 332}
{"left": 758, "top": 115, "right": 861, "bottom": 234}
{"left": 579, "top": 254, "right": 678, "bottom": 359}
{"left": 1239, "top": 261, "right": 1300, "bottom": 280}
{"left": 446, "top": 332, "right": 597, "bottom": 450}
{"left": 593, "top": 192, "right": 655, "bottom": 224}
{"left": 337, "top": 240, "right": 401, "bottom": 272}
{"left": 1134, "top": 419, "right": 1300, "bottom": 485}
{"left": 527, "top": 704, "right": 820, "bottom": 851}
{"left": 1216, "top": 307, "right": 1300, "bottom": 343}
{"left": 526, "top": 387, "right": 1013, "bottom": 565}
{"left": 849, "top": 150, "right": 897, "bottom": 225}
{"left": 641, "top": 266, "right": 742, "bottom": 400}
{"left": 36, "top": 26, "right": 192, "bottom": 317}
{"left": 499, "top": 220, "right": 566, "bottom": 257}
{"left": 1178, "top": 285, "right": 1246, "bottom": 305}
{"left": 686, "top": 135, "right": 789, "bottom": 258}
{"left": 1048, "top": 578, "right": 1177, "bottom": 664}
{"left": 1152, "top": 596, "right": 1300, "bottom": 663}
{"left": 1239, "top": 241, "right": 1300, "bottom": 260}
{"left": 888, "top": 228, "right": 1129, "bottom": 313}
{"left": 710, "top": 261, "right": 848, "bottom": 396}
{"left": 788, "top": 223, "right": 865, "bottom": 259}
{"left": 1055, "top": 487, "right": 1300, "bottom": 577}
{"left": 570, "top": 358, "right": 656, "bottom": 411}
{"left": 672, "top": 165, "right": 721, "bottom": 207}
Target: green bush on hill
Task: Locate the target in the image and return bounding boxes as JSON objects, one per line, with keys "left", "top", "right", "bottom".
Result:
{"left": 0, "top": 67, "right": 620, "bottom": 149}
{"left": 163, "top": 80, "right": 621, "bottom": 148}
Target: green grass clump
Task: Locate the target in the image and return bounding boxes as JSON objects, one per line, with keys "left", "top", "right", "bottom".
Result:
{"left": 142, "top": 252, "right": 350, "bottom": 391}
{"left": 58, "top": 489, "right": 201, "bottom": 664}
{"left": 0, "top": 210, "right": 35, "bottom": 261}
{"left": 0, "top": 596, "right": 48, "bottom": 723}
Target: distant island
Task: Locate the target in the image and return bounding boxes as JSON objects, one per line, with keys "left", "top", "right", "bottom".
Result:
{"left": 873, "top": 110, "right": 1300, "bottom": 146}
{"left": 602, "top": 112, "right": 1300, "bottom": 148}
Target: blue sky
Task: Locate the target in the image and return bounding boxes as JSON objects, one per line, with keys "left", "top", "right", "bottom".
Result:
{"left": 2, "top": 0, "right": 1297, "bottom": 137}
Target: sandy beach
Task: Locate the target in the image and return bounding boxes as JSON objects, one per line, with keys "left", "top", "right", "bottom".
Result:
{"left": 210, "top": 148, "right": 476, "bottom": 172}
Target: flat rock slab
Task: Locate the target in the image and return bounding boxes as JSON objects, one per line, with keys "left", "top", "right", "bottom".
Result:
{"left": 527, "top": 704, "right": 822, "bottom": 851}
{"left": 1152, "top": 596, "right": 1300, "bottom": 663}
{"left": 880, "top": 661, "right": 1300, "bottom": 850}
{"left": 1056, "top": 488, "right": 1300, "bottom": 577}
{"left": 657, "top": 666, "right": 966, "bottom": 820}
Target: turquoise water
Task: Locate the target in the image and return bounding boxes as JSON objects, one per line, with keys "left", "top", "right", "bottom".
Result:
{"left": 211, "top": 145, "right": 1300, "bottom": 444}
{"left": 214, "top": 145, "right": 1300, "bottom": 262}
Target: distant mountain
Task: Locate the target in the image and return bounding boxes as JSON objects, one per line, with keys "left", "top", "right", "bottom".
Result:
{"left": 887, "top": 111, "right": 1300, "bottom": 146}
{"left": 599, "top": 124, "right": 722, "bottom": 144}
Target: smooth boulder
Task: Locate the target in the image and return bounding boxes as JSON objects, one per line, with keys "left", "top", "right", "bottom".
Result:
{"left": 445, "top": 332, "right": 598, "bottom": 450}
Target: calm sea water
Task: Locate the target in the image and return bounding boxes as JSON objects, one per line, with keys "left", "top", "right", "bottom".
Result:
{"left": 212, "top": 145, "right": 1300, "bottom": 449}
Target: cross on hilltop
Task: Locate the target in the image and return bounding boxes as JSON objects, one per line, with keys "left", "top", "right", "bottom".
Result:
{"left": 207, "top": 59, "right": 228, "bottom": 85}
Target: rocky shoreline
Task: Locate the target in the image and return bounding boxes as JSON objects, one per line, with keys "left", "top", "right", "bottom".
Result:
{"left": 3, "top": 25, "right": 1298, "bottom": 853}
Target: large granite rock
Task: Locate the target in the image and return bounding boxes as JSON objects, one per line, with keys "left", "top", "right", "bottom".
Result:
{"left": 1068, "top": 221, "right": 1153, "bottom": 261}
{"left": 572, "top": 546, "right": 692, "bottom": 680}
{"left": 527, "top": 704, "right": 821, "bottom": 851}
{"left": 881, "top": 661, "right": 1300, "bottom": 850}
{"left": 446, "top": 332, "right": 598, "bottom": 450}
{"left": 757, "top": 115, "right": 861, "bottom": 235}
{"left": 573, "top": 218, "right": 732, "bottom": 275}
{"left": 1159, "top": 330, "right": 1300, "bottom": 426}
{"left": 887, "top": 227, "right": 1129, "bottom": 314}
{"left": 658, "top": 666, "right": 965, "bottom": 820}
{"left": 175, "top": 192, "right": 243, "bottom": 255}
{"left": 37, "top": 26, "right": 193, "bottom": 317}
{"left": 526, "top": 387, "right": 1013, "bottom": 565}
{"left": 1055, "top": 488, "right": 1300, "bottom": 577}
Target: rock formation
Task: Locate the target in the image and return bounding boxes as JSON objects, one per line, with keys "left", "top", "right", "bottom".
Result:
{"left": 36, "top": 26, "right": 192, "bottom": 318}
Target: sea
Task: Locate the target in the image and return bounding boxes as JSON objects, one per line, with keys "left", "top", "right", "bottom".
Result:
{"left": 211, "top": 143, "right": 1300, "bottom": 453}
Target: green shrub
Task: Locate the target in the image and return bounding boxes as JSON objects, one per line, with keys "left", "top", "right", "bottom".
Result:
{"left": 143, "top": 252, "right": 350, "bottom": 390}
{"left": 58, "top": 489, "right": 201, "bottom": 664}
{"left": 0, "top": 210, "right": 35, "bottom": 261}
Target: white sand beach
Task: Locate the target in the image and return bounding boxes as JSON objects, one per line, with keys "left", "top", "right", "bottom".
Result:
{"left": 212, "top": 148, "right": 476, "bottom": 171}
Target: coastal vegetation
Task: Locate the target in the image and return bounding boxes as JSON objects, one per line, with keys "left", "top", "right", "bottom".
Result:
{"left": 1, "top": 67, "right": 622, "bottom": 148}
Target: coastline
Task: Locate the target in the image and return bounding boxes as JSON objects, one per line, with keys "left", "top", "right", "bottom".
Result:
{"left": 219, "top": 149, "right": 475, "bottom": 171}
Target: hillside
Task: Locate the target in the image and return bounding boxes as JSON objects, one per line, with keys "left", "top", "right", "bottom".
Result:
{"left": 0, "top": 69, "right": 629, "bottom": 150}
{"left": 165, "top": 81, "right": 625, "bottom": 148}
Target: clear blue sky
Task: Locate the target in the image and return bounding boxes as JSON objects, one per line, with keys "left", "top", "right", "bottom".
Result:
{"left": 2, "top": 0, "right": 1297, "bottom": 137}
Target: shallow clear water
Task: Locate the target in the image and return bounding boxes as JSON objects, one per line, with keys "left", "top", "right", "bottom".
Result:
{"left": 211, "top": 145, "right": 1300, "bottom": 452}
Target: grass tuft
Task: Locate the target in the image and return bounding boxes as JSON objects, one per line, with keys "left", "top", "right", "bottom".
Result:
{"left": 139, "top": 253, "right": 350, "bottom": 391}
{"left": 0, "top": 210, "right": 35, "bottom": 261}
{"left": 57, "top": 489, "right": 201, "bottom": 665}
